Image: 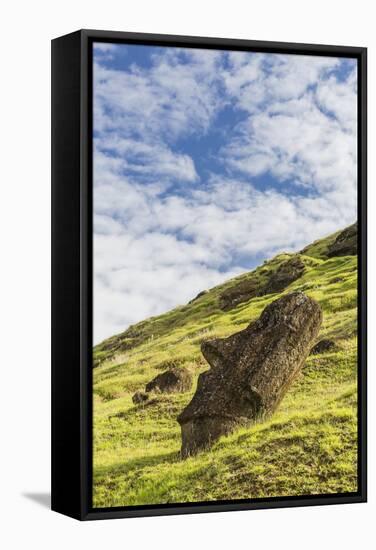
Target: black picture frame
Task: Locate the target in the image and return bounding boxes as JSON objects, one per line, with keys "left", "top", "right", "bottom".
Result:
{"left": 51, "top": 29, "right": 367, "bottom": 521}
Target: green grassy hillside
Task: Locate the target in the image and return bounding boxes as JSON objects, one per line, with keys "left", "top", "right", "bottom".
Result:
{"left": 93, "top": 226, "right": 358, "bottom": 508}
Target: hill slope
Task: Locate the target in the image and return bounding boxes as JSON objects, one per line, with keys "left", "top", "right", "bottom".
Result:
{"left": 93, "top": 224, "right": 358, "bottom": 507}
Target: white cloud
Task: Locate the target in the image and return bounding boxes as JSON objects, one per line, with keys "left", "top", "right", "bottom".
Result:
{"left": 92, "top": 47, "right": 357, "bottom": 343}
{"left": 93, "top": 47, "right": 223, "bottom": 139}
{"left": 95, "top": 136, "right": 198, "bottom": 183}
{"left": 224, "top": 100, "right": 356, "bottom": 194}
{"left": 94, "top": 227, "right": 243, "bottom": 342}
{"left": 222, "top": 56, "right": 357, "bottom": 201}
{"left": 93, "top": 43, "right": 119, "bottom": 53}
{"left": 93, "top": 175, "right": 354, "bottom": 342}
{"left": 316, "top": 68, "right": 357, "bottom": 131}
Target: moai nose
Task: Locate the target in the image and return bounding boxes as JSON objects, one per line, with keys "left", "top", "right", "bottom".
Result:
{"left": 201, "top": 332, "right": 243, "bottom": 369}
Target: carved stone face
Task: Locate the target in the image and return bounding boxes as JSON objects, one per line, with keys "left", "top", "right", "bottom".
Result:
{"left": 178, "top": 292, "right": 322, "bottom": 458}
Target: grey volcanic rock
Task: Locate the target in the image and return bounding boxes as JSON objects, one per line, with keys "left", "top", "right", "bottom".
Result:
{"left": 218, "top": 255, "right": 306, "bottom": 312}
{"left": 310, "top": 339, "right": 337, "bottom": 355}
{"left": 219, "top": 279, "right": 259, "bottom": 311}
{"left": 327, "top": 222, "right": 357, "bottom": 257}
{"left": 132, "top": 391, "right": 150, "bottom": 404}
{"left": 145, "top": 366, "right": 193, "bottom": 394}
{"left": 178, "top": 292, "right": 322, "bottom": 457}
{"left": 261, "top": 256, "right": 306, "bottom": 295}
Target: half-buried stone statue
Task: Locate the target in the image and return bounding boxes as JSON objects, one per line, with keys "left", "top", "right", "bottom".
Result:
{"left": 132, "top": 366, "right": 193, "bottom": 405}
{"left": 177, "top": 291, "right": 322, "bottom": 458}
{"left": 145, "top": 366, "right": 192, "bottom": 394}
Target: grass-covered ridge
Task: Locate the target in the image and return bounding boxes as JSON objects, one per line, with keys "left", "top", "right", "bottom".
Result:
{"left": 93, "top": 226, "right": 358, "bottom": 507}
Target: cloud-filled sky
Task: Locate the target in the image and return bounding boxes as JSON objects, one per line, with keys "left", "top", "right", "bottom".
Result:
{"left": 93, "top": 43, "right": 357, "bottom": 344}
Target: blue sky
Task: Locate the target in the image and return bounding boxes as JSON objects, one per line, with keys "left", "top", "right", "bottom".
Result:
{"left": 93, "top": 42, "right": 357, "bottom": 343}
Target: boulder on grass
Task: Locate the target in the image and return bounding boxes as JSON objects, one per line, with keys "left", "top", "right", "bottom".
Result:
{"left": 132, "top": 391, "right": 150, "bottom": 405}
{"left": 310, "top": 339, "right": 337, "bottom": 355}
{"left": 261, "top": 255, "right": 306, "bottom": 296}
{"left": 327, "top": 222, "right": 357, "bottom": 257}
{"left": 219, "top": 279, "right": 260, "bottom": 311}
{"left": 145, "top": 366, "right": 193, "bottom": 394}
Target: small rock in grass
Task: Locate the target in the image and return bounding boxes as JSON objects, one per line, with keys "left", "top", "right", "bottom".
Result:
{"left": 132, "top": 391, "right": 150, "bottom": 404}
{"left": 145, "top": 366, "right": 193, "bottom": 394}
{"left": 310, "top": 339, "right": 337, "bottom": 355}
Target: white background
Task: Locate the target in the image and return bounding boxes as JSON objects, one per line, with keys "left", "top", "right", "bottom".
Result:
{"left": 0, "top": 0, "right": 373, "bottom": 548}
